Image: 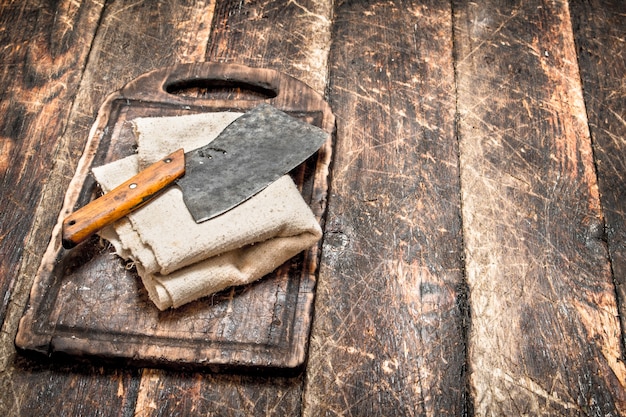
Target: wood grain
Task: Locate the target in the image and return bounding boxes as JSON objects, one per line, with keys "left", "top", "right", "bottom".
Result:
{"left": 134, "top": 369, "right": 303, "bottom": 416}
{"left": 1, "top": 1, "right": 217, "bottom": 416}
{"left": 1, "top": 356, "right": 140, "bottom": 417}
{"left": 453, "top": 0, "right": 626, "bottom": 414}
{"left": 3, "top": 1, "right": 626, "bottom": 414}
{"left": 304, "top": 1, "right": 468, "bottom": 415}
{"left": 0, "top": 0, "right": 103, "bottom": 338}
{"left": 208, "top": 0, "right": 332, "bottom": 94}
{"left": 570, "top": 0, "right": 626, "bottom": 346}
{"left": 131, "top": 1, "right": 334, "bottom": 416}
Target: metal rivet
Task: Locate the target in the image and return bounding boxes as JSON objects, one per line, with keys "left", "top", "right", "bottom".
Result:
{"left": 129, "top": 183, "right": 137, "bottom": 189}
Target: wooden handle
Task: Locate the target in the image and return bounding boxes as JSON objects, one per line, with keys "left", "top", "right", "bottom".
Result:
{"left": 118, "top": 63, "right": 338, "bottom": 116}
{"left": 123, "top": 63, "right": 282, "bottom": 107}
{"left": 62, "top": 149, "right": 186, "bottom": 249}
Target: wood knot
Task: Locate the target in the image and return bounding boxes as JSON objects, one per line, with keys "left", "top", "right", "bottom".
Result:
{"left": 580, "top": 216, "right": 607, "bottom": 256}
{"left": 325, "top": 229, "right": 349, "bottom": 250}
{"left": 581, "top": 216, "right": 605, "bottom": 242}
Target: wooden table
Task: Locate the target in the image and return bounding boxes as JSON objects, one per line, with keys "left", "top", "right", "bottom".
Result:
{"left": 1, "top": 1, "right": 624, "bottom": 415}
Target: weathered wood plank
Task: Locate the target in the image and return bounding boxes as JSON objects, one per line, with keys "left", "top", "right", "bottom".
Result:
{"left": 1, "top": 0, "right": 217, "bottom": 415}
{"left": 1, "top": 356, "right": 140, "bottom": 417}
{"left": 208, "top": 0, "right": 332, "bottom": 94}
{"left": 0, "top": 3, "right": 122, "bottom": 415}
{"left": 453, "top": 0, "right": 626, "bottom": 414}
{"left": 303, "top": 1, "right": 468, "bottom": 415}
{"left": 570, "top": 0, "right": 626, "bottom": 347}
{"left": 135, "top": 369, "right": 303, "bottom": 416}
{"left": 0, "top": 0, "right": 103, "bottom": 338}
{"left": 132, "top": 1, "right": 333, "bottom": 416}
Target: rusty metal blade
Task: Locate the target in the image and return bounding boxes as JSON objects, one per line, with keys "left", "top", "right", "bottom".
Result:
{"left": 177, "top": 104, "right": 328, "bottom": 222}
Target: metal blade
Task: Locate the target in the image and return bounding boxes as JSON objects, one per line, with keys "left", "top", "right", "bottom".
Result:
{"left": 177, "top": 104, "right": 329, "bottom": 223}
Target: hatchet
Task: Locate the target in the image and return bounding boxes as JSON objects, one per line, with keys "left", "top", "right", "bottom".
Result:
{"left": 61, "top": 104, "right": 328, "bottom": 249}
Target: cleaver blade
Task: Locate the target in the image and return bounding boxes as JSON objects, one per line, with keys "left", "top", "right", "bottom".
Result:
{"left": 62, "top": 104, "right": 329, "bottom": 249}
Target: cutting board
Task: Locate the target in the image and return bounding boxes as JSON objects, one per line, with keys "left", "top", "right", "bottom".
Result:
{"left": 16, "top": 63, "right": 334, "bottom": 373}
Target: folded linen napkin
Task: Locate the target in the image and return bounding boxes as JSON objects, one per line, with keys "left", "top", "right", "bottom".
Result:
{"left": 93, "top": 111, "right": 323, "bottom": 310}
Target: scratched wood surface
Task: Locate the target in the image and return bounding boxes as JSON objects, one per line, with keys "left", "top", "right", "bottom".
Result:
{"left": 0, "top": 0, "right": 103, "bottom": 340}
{"left": 2, "top": 0, "right": 626, "bottom": 416}
{"left": 303, "top": 1, "right": 468, "bottom": 415}
{"left": 454, "top": 0, "right": 626, "bottom": 414}
{"left": 570, "top": 0, "right": 626, "bottom": 347}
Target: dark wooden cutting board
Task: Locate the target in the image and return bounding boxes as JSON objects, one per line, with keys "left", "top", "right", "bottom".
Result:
{"left": 16, "top": 62, "right": 334, "bottom": 373}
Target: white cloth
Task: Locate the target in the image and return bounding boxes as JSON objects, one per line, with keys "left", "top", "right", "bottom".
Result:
{"left": 93, "top": 112, "right": 322, "bottom": 310}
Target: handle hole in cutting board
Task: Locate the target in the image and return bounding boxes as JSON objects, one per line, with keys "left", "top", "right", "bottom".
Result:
{"left": 165, "top": 79, "right": 278, "bottom": 101}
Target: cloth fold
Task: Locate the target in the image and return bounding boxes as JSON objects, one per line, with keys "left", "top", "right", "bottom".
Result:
{"left": 93, "top": 111, "right": 322, "bottom": 310}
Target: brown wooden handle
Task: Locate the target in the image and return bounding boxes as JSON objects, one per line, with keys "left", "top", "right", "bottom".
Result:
{"left": 62, "top": 149, "right": 186, "bottom": 249}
